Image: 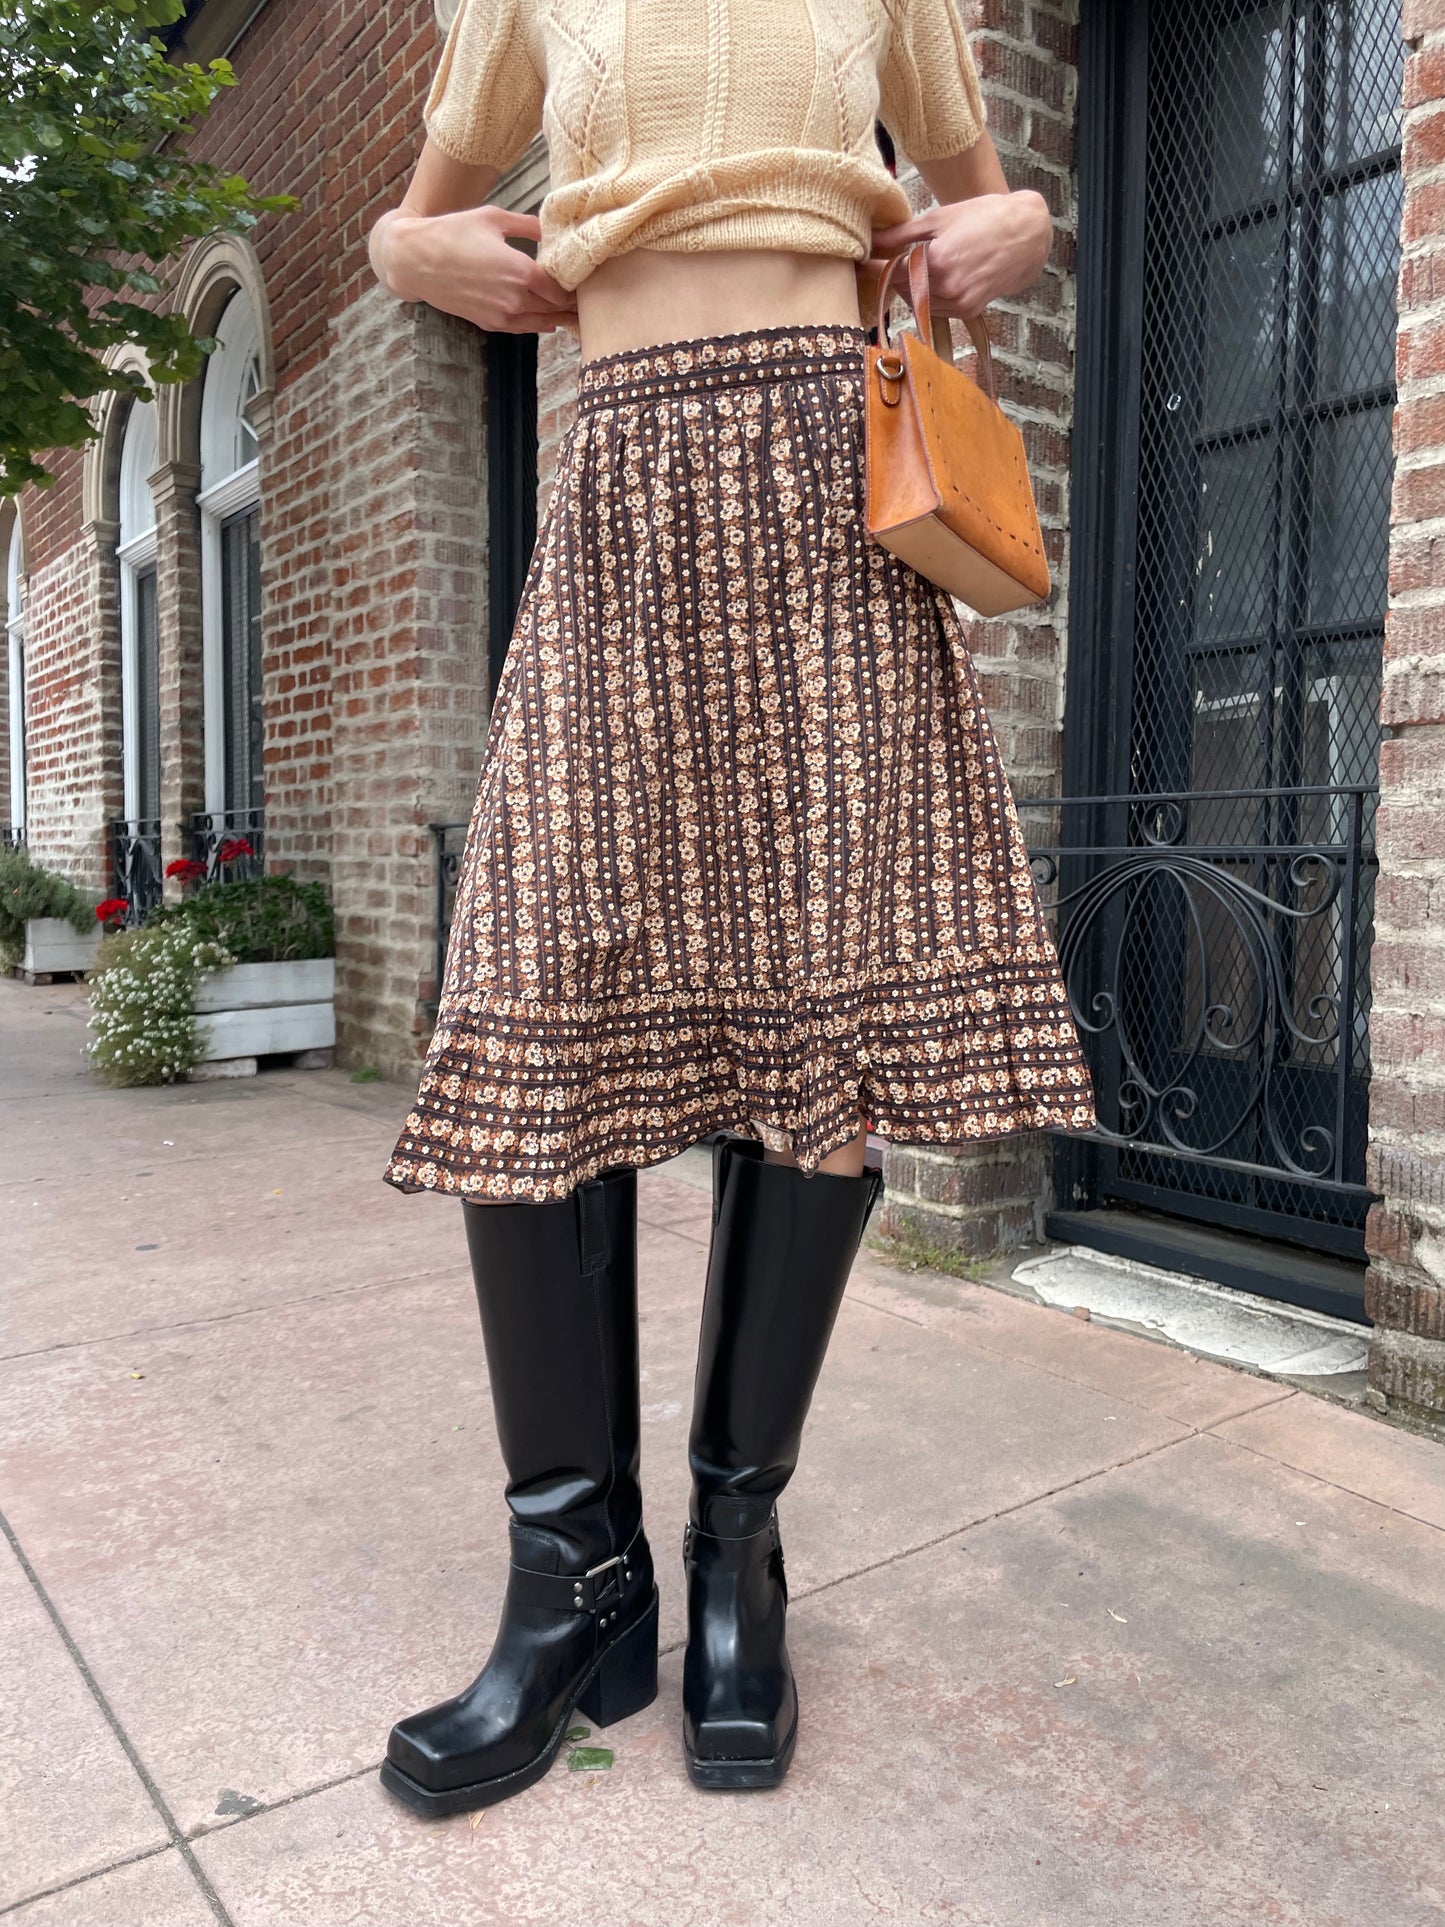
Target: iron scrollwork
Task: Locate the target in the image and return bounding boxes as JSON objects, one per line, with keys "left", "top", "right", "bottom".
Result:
{"left": 188, "top": 807, "right": 265, "bottom": 882}
{"left": 430, "top": 821, "right": 468, "bottom": 1012}
{"left": 111, "top": 818, "right": 163, "bottom": 923}
{"left": 1022, "top": 786, "right": 1373, "bottom": 1192}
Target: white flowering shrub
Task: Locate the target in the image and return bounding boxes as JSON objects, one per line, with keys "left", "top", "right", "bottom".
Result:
{"left": 88, "top": 923, "right": 234, "bottom": 1087}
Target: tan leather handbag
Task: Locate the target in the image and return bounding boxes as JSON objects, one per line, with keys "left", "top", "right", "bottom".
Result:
{"left": 864, "top": 243, "right": 1051, "bottom": 617}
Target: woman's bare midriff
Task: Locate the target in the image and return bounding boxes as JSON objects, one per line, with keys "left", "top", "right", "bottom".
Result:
{"left": 574, "top": 247, "right": 865, "bottom": 361}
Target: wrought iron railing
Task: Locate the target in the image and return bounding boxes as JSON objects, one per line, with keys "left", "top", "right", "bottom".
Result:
{"left": 189, "top": 807, "right": 265, "bottom": 882}
{"left": 111, "top": 818, "right": 163, "bottom": 923}
{"left": 1, "top": 822, "right": 23, "bottom": 849}
{"left": 430, "top": 821, "right": 468, "bottom": 1008}
{"left": 1015, "top": 785, "right": 1377, "bottom": 1211}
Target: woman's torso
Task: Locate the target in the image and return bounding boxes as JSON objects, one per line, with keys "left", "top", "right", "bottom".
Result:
{"left": 424, "top": 0, "right": 982, "bottom": 345}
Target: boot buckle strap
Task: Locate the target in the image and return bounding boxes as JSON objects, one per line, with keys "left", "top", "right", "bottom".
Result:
{"left": 509, "top": 1528, "right": 641, "bottom": 1615}
{"left": 682, "top": 1513, "right": 782, "bottom": 1566}
{"left": 577, "top": 1550, "right": 624, "bottom": 1612}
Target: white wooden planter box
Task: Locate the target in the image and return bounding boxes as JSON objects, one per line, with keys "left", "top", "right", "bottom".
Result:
{"left": 195, "top": 958, "right": 336, "bottom": 1061}
{"left": 21, "top": 917, "right": 102, "bottom": 976}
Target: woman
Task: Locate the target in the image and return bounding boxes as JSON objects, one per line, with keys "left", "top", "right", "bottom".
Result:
{"left": 367, "top": 0, "right": 1094, "bottom": 1814}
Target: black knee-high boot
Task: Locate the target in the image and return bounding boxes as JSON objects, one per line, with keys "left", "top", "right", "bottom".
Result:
{"left": 682, "top": 1136, "right": 884, "bottom": 1790}
{"left": 381, "top": 1166, "right": 659, "bottom": 1817}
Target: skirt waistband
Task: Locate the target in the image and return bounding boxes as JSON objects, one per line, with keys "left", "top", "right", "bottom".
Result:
{"left": 576, "top": 322, "right": 869, "bottom": 411}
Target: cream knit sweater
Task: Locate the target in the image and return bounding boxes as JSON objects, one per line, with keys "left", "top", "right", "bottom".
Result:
{"left": 423, "top": 0, "right": 987, "bottom": 292}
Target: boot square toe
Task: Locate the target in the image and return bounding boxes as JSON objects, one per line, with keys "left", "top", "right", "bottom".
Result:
{"left": 684, "top": 1710, "right": 799, "bottom": 1790}
{"left": 380, "top": 1704, "right": 570, "bottom": 1815}
{"left": 385, "top": 1713, "right": 465, "bottom": 1788}
{"left": 686, "top": 1712, "right": 794, "bottom": 1762}
{"left": 384, "top": 1704, "right": 534, "bottom": 1796}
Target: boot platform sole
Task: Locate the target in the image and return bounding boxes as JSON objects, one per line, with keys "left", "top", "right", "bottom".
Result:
{"left": 684, "top": 1711, "right": 798, "bottom": 1791}
{"left": 380, "top": 1588, "right": 659, "bottom": 1818}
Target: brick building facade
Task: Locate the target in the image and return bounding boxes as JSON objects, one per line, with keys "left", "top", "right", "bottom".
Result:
{"left": 5, "top": 0, "right": 1445, "bottom": 1422}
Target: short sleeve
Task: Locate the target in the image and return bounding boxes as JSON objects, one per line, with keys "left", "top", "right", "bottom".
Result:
{"left": 878, "top": 0, "right": 987, "bottom": 163}
{"left": 422, "top": 0, "right": 545, "bottom": 171}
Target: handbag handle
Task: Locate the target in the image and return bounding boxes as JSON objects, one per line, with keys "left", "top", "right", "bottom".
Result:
{"left": 873, "top": 242, "right": 996, "bottom": 403}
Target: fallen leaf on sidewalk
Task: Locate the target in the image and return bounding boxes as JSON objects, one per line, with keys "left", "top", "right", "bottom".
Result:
{"left": 1054, "top": 1676, "right": 1077, "bottom": 1687}
{"left": 567, "top": 1747, "right": 613, "bottom": 1772}
{"left": 565, "top": 1726, "right": 590, "bottom": 1742}
{"left": 469, "top": 1810, "right": 485, "bottom": 1830}
{"left": 1107, "top": 1609, "right": 1128, "bottom": 1623}
{"left": 130, "top": 1371, "right": 144, "bottom": 1380}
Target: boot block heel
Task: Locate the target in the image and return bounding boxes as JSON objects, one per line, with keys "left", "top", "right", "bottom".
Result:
{"left": 576, "top": 1588, "right": 659, "bottom": 1727}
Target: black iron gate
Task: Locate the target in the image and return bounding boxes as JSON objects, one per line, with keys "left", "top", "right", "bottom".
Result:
{"left": 1045, "top": 0, "right": 1404, "bottom": 1302}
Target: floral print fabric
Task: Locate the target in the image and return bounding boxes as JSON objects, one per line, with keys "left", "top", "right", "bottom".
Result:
{"left": 385, "top": 323, "right": 1095, "bottom": 1201}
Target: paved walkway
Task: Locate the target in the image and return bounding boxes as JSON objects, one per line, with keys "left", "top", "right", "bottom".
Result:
{"left": 3, "top": 975, "right": 1444, "bottom": 1926}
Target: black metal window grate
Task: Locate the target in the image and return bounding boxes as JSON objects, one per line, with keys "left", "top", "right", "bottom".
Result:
{"left": 1135, "top": 0, "right": 1399, "bottom": 818}
{"left": 1048, "top": 0, "right": 1403, "bottom": 1259}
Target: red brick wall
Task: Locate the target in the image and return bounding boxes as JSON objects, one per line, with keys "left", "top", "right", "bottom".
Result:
{"left": 19, "top": 539, "right": 123, "bottom": 891}
{"left": 1364, "top": 0, "right": 1445, "bottom": 1418}
{"left": 190, "top": 0, "right": 442, "bottom": 899}
{"left": 151, "top": 465, "right": 207, "bottom": 876}
{"left": 259, "top": 362, "right": 337, "bottom": 880}
{"left": 186, "top": 0, "right": 436, "bottom": 387}
{"left": 328, "top": 288, "right": 489, "bottom": 1074}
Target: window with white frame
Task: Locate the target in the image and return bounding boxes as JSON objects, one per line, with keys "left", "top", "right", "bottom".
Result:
{"left": 118, "top": 398, "right": 161, "bottom": 827}
{"left": 198, "top": 291, "right": 263, "bottom": 820}
{"left": 6, "top": 517, "right": 25, "bottom": 840}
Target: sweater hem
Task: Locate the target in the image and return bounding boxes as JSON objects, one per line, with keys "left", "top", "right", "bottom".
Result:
{"left": 540, "top": 154, "right": 916, "bottom": 291}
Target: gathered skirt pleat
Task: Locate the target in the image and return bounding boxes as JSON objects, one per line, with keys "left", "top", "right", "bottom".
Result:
{"left": 385, "top": 323, "right": 1095, "bottom": 1201}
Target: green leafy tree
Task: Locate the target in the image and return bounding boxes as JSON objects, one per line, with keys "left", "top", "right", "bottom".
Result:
{"left": 0, "top": 0, "right": 295, "bottom": 495}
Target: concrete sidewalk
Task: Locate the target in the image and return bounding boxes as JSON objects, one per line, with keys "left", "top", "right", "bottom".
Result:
{"left": 3, "top": 975, "right": 1443, "bottom": 1926}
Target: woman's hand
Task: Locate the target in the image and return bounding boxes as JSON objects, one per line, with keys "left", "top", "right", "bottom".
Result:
{"left": 863, "top": 176, "right": 1053, "bottom": 323}
{"left": 370, "top": 205, "right": 578, "bottom": 335}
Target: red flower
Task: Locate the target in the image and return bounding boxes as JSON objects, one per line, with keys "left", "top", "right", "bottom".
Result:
{"left": 95, "top": 897, "right": 129, "bottom": 924}
{"left": 165, "top": 857, "right": 207, "bottom": 881}
{"left": 215, "top": 837, "right": 255, "bottom": 863}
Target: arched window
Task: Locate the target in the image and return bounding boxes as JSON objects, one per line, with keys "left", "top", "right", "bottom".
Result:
{"left": 199, "top": 291, "right": 264, "bottom": 844}
{"left": 118, "top": 398, "right": 160, "bottom": 830}
{"left": 5, "top": 517, "right": 25, "bottom": 842}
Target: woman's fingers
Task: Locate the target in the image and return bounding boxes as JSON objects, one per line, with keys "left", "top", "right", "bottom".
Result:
{"left": 515, "top": 260, "right": 576, "bottom": 309}
{"left": 486, "top": 207, "right": 543, "bottom": 242}
{"left": 869, "top": 210, "right": 941, "bottom": 255}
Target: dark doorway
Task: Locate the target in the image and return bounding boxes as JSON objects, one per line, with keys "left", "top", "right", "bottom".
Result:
{"left": 1042, "top": 0, "right": 1404, "bottom": 1311}
{"left": 486, "top": 329, "right": 538, "bottom": 699}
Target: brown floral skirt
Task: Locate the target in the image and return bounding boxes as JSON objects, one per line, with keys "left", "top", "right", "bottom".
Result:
{"left": 385, "top": 323, "right": 1096, "bottom": 1202}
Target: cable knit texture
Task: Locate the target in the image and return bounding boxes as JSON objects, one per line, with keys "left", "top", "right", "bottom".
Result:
{"left": 422, "top": 0, "right": 987, "bottom": 291}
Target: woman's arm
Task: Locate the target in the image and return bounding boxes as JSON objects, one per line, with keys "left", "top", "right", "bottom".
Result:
{"left": 367, "top": 138, "right": 578, "bottom": 334}
{"left": 864, "top": 131, "right": 1053, "bottom": 323}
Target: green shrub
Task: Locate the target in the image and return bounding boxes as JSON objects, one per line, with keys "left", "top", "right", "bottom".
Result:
{"left": 145, "top": 874, "right": 334, "bottom": 963}
{"left": 88, "top": 923, "right": 234, "bottom": 1087}
{"left": 0, "top": 845, "right": 96, "bottom": 969}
